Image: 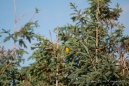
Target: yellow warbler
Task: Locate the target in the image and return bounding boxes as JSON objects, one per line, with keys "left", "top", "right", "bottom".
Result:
{"left": 65, "top": 47, "right": 70, "bottom": 52}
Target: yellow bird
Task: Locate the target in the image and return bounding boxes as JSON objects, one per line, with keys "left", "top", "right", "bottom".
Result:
{"left": 65, "top": 47, "right": 70, "bottom": 53}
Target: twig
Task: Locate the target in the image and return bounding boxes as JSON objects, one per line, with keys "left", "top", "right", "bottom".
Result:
{"left": 56, "top": 27, "right": 59, "bottom": 86}
{"left": 56, "top": 27, "right": 59, "bottom": 48}
{"left": 29, "top": 11, "right": 36, "bottom": 22}
{"left": 1, "top": 58, "right": 14, "bottom": 74}
{"left": 12, "top": 0, "right": 17, "bottom": 55}
{"left": 49, "top": 30, "right": 52, "bottom": 42}
{"left": 1, "top": 48, "right": 16, "bottom": 74}
{"left": 88, "top": 54, "right": 96, "bottom": 71}
{"left": 13, "top": 0, "right": 17, "bottom": 32}
{"left": 95, "top": 24, "right": 98, "bottom": 63}
{"left": 95, "top": 0, "right": 100, "bottom": 63}
{"left": 17, "top": 13, "right": 27, "bottom": 23}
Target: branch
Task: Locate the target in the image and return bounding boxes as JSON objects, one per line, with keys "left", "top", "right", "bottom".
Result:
{"left": 13, "top": 0, "right": 17, "bottom": 32}
{"left": 17, "top": 13, "right": 27, "bottom": 23}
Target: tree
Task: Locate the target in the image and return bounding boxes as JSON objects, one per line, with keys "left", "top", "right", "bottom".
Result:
{"left": 0, "top": 1, "right": 39, "bottom": 85}
{"left": 55, "top": 0, "right": 129, "bottom": 86}
{"left": 27, "top": 28, "right": 70, "bottom": 86}
{"left": 0, "top": 0, "right": 129, "bottom": 86}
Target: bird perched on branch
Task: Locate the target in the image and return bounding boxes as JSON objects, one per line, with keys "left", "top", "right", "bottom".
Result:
{"left": 65, "top": 47, "right": 70, "bottom": 53}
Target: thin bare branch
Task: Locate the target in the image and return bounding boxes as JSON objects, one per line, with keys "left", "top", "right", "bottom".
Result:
{"left": 56, "top": 27, "right": 59, "bottom": 48}
{"left": 13, "top": 0, "right": 17, "bottom": 32}
{"left": 49, "top": 30, "right": 52, "bottom": 42}
{"left": 12, "top": 0, "right": 17, "bottom": 53}
{"left": 56, "top": 27, "right": 59, "bottom": 86}
{"left": 17, "top": 13, "right": 27, "bottom": 23}
{"left": 29, "top": 11, "right": 36, "bottom": 22}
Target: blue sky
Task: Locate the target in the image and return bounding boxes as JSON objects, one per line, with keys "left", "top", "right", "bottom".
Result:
{"left": 0, "top": 0, "right": 129, "bottom": 66}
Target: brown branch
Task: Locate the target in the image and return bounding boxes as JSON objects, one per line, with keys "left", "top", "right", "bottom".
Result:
{"left": 56, "top": 27, "right": 59, "bottom": 86}
{"left": 29, "top": 11, "right": 36, "bottom": 22}
{"left": 95, "top": 26, "right": 98, "bottom": 62}
{"left": 1, "top": 59, "right": 14, "bottom": 74}
{"left": 70, "top": 30, "right": 89, "bottom": 45}
{"left": 95, "top": 0, "right": 100, "bottom": 63}
{"left": 1, "top": 48, "right": 16, "bottom": 74}
{"left": 17, "top": 13, "right": 27, "bottom": 23}
{"left": 97, "top": 40, "right": 116, "bottom": 51}
{"left": 88, "top": 54, "right": 96, "bottom": 71}
{"left": 96, "top": 26, "right": 98, "bottom": 48}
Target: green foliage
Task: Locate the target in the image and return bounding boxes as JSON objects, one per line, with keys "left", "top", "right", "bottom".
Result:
{"left": 0, "top": 0, "right": 129, "bottom": 86}
{"left": 54, "top": 0, "right": 129, "bottom": 86}
{"left": 27, "top": 35, "right": 69, "bottom": 85}
{"left": 0, "top": 20, "right": 39, "bottom": 86}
